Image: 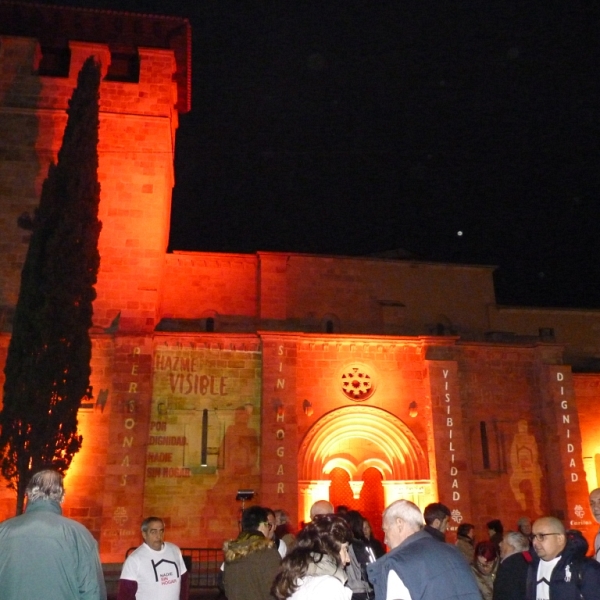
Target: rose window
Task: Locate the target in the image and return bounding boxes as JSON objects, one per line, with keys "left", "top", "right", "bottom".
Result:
{"left": 340, "top": 365, "right": 376, "bottom": 402}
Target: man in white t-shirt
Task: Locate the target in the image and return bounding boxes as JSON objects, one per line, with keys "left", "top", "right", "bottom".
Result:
{"left": 117, "top": 516, "right": 189, "bottom": 600}
{"left": 590, "top": 488, "right": 600, "bottom": 562}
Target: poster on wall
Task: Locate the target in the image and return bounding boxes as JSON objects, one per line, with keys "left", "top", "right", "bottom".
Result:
{"left": 147, "top": 343, "right": 262, "bottom": 481}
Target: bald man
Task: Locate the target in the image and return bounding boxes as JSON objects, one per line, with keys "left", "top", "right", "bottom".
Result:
{"left": 526, "top": 516, "right": 600, "bottom": 600}
{"left": 309, "top": 500, "right": 334, "bottom": 519}
{"left": 590, "top": 488, "right": 600, "bottom": 562}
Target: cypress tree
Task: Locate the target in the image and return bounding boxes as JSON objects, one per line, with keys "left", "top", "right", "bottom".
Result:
{"left": 0, "top": 57, "right": 102, "bottom": 514}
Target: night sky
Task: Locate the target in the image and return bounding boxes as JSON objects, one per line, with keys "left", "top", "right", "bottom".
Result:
{"left": 21, "top": 1, "right": 600, "bottom": 308}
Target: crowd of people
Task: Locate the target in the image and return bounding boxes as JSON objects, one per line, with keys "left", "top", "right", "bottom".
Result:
{"left": 219, "top": 495, "right": 600, "bottom": 600}
{"left": 220, "top": 497, "right": 600, "bottom": 600}
{"left": 2, "top": 468, "right": 600, "bottom": 600}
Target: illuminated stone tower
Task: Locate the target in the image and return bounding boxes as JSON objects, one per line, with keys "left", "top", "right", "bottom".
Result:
{"left": 0, "top": 2, "right": 190, "bottom": 559}
{"left": 0, "top": 2, "right": 190, "bottom": 333}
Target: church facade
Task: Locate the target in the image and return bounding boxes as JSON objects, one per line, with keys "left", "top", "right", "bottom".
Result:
{"left": 1, "top": 2, "right": 600, "bottom": 564}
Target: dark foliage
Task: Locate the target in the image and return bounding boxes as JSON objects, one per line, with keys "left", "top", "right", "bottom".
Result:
{"left": 0, "top": 57, "right": 102, "bottom": 513}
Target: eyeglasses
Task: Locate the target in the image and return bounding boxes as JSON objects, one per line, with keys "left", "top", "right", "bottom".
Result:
{"left": 529, "top": 532, "right": 561, "bottom": 542}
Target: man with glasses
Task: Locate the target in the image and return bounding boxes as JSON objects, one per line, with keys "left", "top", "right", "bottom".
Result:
{"left": 589, "top": 488, "right": 600, "bottom": 562}
{"left": 526, "top": 516, "right": 600, "bottom": 600}
{"left": 222, "top": 505, "right": 281, "bottom": 600}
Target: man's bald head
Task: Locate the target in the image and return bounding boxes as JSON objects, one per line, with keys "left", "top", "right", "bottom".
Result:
{"left": 310, "top": 500, "right": 334, "bottom": 519}
{"left": 533, "top": 516, "right": 565, "bottom": 535}
{"left": 590, "top": 488, "right": 600, "bottom": 524}
{"left": 531, "top": 516, "right": 566, "bottom": 561}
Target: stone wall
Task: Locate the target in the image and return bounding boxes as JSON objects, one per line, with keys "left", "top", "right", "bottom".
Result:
{"left": 0, "top": 35, "right": 180, "bottom": 333}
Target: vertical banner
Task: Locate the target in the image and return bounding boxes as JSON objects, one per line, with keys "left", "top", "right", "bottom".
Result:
{"left": 425, "top": 360, "right": 472, "bottom": 535}
{"left": 541, "top": 366, "right": 594, "bottom": 542}
{"left": 99, "top": 336, "right": 153, "bottom": 562}
{"left": 260, "top": 334, "right": 299, "bottom": 523}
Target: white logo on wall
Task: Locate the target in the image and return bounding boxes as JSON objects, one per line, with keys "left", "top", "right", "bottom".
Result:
{"left": 114, "top": 507, "right": 128, "bottom": 526}
{"left": 451, "top": 509, "right": 463, "bottom": 524}
{"left": 574, "top": 504, "right": 585, "bottom": 519}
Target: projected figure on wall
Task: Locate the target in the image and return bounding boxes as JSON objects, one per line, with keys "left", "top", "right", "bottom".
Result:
{"left": 220, "top": 404, "right": 259, "bottom": 475}
{"left": 509, "top": 420, "right": 542, "bottom": 515}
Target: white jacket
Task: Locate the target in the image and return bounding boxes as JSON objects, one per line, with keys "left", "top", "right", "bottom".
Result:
{"left": 289, "top": 573, "right": 351, "bottom": 600}
{"left": 289, "top": 554, "right": 351, "bottom": 600}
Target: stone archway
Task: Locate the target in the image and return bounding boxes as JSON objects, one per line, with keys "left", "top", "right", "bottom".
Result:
{"left": 298, "top": 405, "right": 432, "bottom": 523}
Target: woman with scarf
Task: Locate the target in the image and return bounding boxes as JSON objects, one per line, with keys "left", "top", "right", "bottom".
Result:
{"left": 272, "top": 513, "right": 352, "bottom": 600}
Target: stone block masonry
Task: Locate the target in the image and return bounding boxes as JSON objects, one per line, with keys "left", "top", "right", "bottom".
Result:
{"left": 0, "top": 34, "right": 180, "bottom": 333}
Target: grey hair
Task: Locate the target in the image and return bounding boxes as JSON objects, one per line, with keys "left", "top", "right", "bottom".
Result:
{"left": 141, "top": 516, "right": 164, "bottom": 533}
{"left": 274, "top": 509, "right": 289, "bottom": 524}
{"left": 26, "top": 470, "right": 65, "bottom": 503}
{"left": 383, "top": 499, "right": 425, "bottom": 531}
{"left": 504, "top": 531, "right": 529, "bottom": 552}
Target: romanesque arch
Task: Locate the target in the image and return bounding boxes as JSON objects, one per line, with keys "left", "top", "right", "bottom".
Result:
{"left": 297, "top": 406, "right": 432, "bottom": 521}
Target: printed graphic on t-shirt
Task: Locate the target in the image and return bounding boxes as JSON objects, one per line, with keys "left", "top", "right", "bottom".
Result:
{"left": 152, "top": 559, "right": 180, "bottom": 586}
{"left": 536, "top": 556, "right": 560, "bottom": 600}
{"left": 535, "top": 575, "right": 550, "bottom": 600}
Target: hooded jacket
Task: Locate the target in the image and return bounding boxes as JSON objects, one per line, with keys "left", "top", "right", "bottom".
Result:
{"left": 223, "top": 530, "right": 281, "bottom": 600}
{"left": 526, "top": 530, "right": 600, "bottom": 600}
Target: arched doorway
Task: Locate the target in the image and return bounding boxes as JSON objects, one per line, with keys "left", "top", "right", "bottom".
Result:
{"left": 298, "top": 405, "right": 433, "bottom": 531}
{"left": 328, "top": 466, "right": 386, "bottom": 540}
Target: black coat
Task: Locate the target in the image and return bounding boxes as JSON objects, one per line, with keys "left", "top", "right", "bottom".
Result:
{"left": 424, "top": 524, "right": 446, "bottom": 542}
{"left": 493, "top": 551, "right": 531, "bottom": 600}
{"left": 525, "top": 530, "right": 600, "bottom": 600}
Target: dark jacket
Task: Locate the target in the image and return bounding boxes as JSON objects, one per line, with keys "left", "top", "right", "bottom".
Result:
{"left": 367, "top": 530, "right": 481, "bottom": 600}
{"left": 367, "top": 536, "right": 386, "bottom": 559}
{"left": 456, "top": 534, "right": 475, "bottom": 564}
{"left": 526, "top": 530, "right": 600, "bottom": 600}
{"left": 493, "top": 551, "right": 531, "bottom": 600}
{"left": 223, "top": 531, "right": 281, "bottom": 600}
{"left": 346, "top": 539, "right": 376, "bottom": 599}
{"left": 424, "top": 524, "right": 446, "bottom": 542}
{"left": 490, "top": 532, "right": 503, "bottom": 555}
